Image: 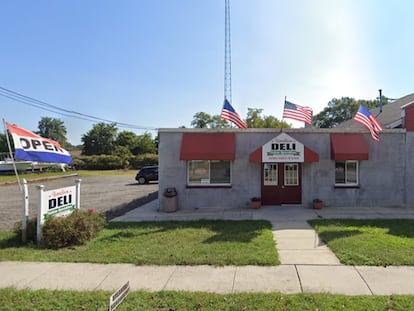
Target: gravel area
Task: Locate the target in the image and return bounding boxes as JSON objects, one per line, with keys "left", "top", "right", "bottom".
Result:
{"left": 0, "top": 174, "right": 158, "bottom": 231}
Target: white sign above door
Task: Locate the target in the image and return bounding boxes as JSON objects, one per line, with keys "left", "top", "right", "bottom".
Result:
{"left": 262, "top": 133, "right": 304, "bottom": 162}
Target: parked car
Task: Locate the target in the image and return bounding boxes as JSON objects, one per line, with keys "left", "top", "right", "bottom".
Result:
{"left": 135, "top": 166, "right": 158, "bottom": 184}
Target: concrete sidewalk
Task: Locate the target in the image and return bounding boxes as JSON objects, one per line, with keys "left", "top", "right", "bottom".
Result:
{"left": 2, "top": 202, "right": 414, "bottom": 295}
{"left": 1, "top": 261, "right": 414, "bottom": 295}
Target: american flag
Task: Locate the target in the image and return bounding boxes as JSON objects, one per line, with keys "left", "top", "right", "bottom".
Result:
{"left": 283, "top": 101, "right": 313, "bottom": 125}
{"left": 220, "top": 99, "right": 247, "bottom": 128}
{"left": 353, "top": 104, "right": 383, "bottom": 141}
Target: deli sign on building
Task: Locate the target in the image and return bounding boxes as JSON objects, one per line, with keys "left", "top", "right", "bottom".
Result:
{"left": 262, "top": 133, "right": 304, "bottom": 162}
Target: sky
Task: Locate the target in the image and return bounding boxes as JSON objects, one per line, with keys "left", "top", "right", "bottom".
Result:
{"left": 1, "top": 0, "right": 414, "bottom": 145}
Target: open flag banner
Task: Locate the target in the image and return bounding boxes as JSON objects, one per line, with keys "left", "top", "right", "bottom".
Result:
{"left": 353, "top": 104, "right": 384, "bottom": 141}
{"left": 220, "top": 99, "right": 248, "bottom": 128}
{"left": 283, "top": 101, "right": 313, "bottom": 125}
{"left": 6, "top": 122, "right": 72, "bottom": 164}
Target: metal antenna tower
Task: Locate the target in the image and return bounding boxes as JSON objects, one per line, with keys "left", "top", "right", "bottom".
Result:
{"left": 224, "top": 0, "right": 232, "bottom": 104}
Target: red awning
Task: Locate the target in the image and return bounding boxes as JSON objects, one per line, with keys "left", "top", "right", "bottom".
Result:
{"left": 180, "top": 133, "right": 235, "bottom": 160}
{"left": 330, "top": 133, "right": 368, "bottom": 160}
{"left": 249, "top": 145, "right": 319, "bottom": 163}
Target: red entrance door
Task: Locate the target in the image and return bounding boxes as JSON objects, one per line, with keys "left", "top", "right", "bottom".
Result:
{"left": 261, "top": 163, "right": 302, "bottom": 205}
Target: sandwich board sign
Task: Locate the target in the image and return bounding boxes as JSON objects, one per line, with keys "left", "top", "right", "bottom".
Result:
{"left": 36, "top": 179, "right": 81, "bottom": 244}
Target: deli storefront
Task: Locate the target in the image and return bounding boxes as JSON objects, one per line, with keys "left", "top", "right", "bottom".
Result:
{"left": 249, "top": 132, "right": 319, "bottom": 205}
{"left": 158, "top": 128, "right": 413, "bottom": 211}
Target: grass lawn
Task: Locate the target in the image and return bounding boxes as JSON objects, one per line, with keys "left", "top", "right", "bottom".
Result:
{"left": 0, "top": 289, "right": 413, "bottom": 311}
{"left": 309, "top": 219, "right": 414, "bottom": 266}
{"left": 0, "top": 220, "right": 279, "bottom": 266}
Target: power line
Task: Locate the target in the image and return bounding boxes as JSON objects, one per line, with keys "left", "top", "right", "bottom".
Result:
{"left": 0, "top": 86, "right": 158, "bottom": 131}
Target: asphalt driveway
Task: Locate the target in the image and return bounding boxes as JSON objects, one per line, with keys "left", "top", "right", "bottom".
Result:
{"left": 0, "top": 174, "right": 158, "bottom": 231}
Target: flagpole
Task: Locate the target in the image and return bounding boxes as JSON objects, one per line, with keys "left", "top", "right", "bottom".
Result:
{"left": 281, "top": 96, "right": 287, "bottom": 130}
{"left": 378, "top": 89, "right": 383, "bottom": 115}
{"left": 2, "top": 119, "right": 22, "bottom": 191}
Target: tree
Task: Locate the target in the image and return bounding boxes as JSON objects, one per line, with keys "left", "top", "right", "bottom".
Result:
{"left": 191, "top": 109, "right": 289, "bottom": 129}
{"left": 246, "top": 108, "right": 290, "bottom": 128}
{"left": 117, "top": 131, "right": 138, "bottom": 149}
{"left": 81, "top": 123, "right": 118, "bottom": 155}
{"left": 37, "top": 117, "right": 68, "bottom": 146}
{"left": 0, "top": 133, "right": 9, "bottom": 153}
{"left": 210, "top": 115, "right": 232, "bottom": 128}
{"left": 191, "top": 112, "right": 213, "bottom": 128}
{"left": 263, "top": 115, "right": 290, "bottom": 128}
{"left": 313, "top": 97, "right": 388, "bottom": 128}
{"left": 115, "top": 130, "right": 157, "bottom": 155}
{"left": 246, "top": 108, "right": 265, "bottom": 128}
{"left": 134, "top": 132, "right": 157, "bottom": 154}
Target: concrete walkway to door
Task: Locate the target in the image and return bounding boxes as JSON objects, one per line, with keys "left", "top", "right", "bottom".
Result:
{"left": 113, "top": 201, "right": 340, "bottom": 265}
{"left": 254, "top": 207, "right": 341, "bottom": 264}
{"left": 113, "top": 201, "right": 414, "bottom": 265}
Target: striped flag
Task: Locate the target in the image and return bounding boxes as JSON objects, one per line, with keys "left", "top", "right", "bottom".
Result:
{"left": 6, "top": 122, "right": 72, "bottom": 164}
{"left": 220, "top": 99, "right": 247, "bottom": 128}
{"left": 353, "top": 104, "right": 383, "bottom": 141}
{"left": 283, "top": 100, "right": 313, "bottom": 125}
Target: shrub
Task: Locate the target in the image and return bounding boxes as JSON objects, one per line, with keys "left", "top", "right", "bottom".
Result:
{"left": 71, "top": 156, "right": 85, "bottom": 170}
{"left": 42, "top": 209, "right": 106, "bottom": 249}
{"left": 71, "top": 154, "right": 158, "bottom": 170}
{"left": 128, "top": 153, "right": 158, "bottom": 169}
{"left": 13, "top": 217, "right": 38, "bottom": 243}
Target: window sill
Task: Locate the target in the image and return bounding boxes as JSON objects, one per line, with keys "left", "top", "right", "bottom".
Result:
{"left": 186, "top": 185, "right": 232, "bottom": 189}
{"left": 334, "top": 185, "right": 360, "bottom": 189}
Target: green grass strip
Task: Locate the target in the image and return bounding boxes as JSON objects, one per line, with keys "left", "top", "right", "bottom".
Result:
{"left": 0, "top": 220, "right": 279, "bottom": 266}
{"left": 1, "top": 289, "right": 413, "bottom": 311}
{"left": 309, "top": 219, "right": 414, "bottom": 266}
{"left": 0, "top": 169, "right": 135, "bottom": 183}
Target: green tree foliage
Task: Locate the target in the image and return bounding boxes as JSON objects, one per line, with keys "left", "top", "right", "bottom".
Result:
{"left": 81, "top": 123, "right": 118, "bottom": 155}
{"left": 210, "top": 115, "right": 232, "bottom": 128}
{"left": 0, "top": 133, "right": 9, "bottom": 153}
{"left": 191, "top": 109, "right": 289, "bottom": 129}
{"left": 116, "top": 130, "right": 157, "bottom": 155}
{"left": 191, "top": 112, "right": 213, "bottom": 128}
{"left": 82, "top": 124, "right": 157, "bottom": 157}
{"left": 245, "top": 108, "right": 265, "bottom": 127}
{"left": 313, "top": 97, "right": 388, "bottom": 128}
{"left": 37, "top": 117, "right": 68, "bottom": 147}
{"left": 191, "top": 112, "right": 231, "bottom": 129}
{"left": 134, "top": 132, "right": 157, "bottom": 154}
{"left": 246, "top": 108, "right": 290, "bottom": 128}
{"left": 116, "top": 131, "right": 137, "bottom": 148}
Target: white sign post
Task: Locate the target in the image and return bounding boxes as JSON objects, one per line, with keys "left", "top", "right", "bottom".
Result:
{"left": 21, "top": 179, "right": 29, "bottom": 242}
{"left": 36, "top": 179, "right": 81, "bottom": 245}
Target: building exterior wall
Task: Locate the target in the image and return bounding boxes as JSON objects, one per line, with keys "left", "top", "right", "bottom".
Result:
{"left": 406, "top": 132, "right": 414, "bottom": 206}
{"left": 159, "top": 128, "right": 409, "bottom": 211}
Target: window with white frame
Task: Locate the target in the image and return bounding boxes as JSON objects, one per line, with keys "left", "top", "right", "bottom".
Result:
{"left": 187, "top": 160, "right": 231, "bottom": 185}
{"left": 284, "top": 163, "right": 299, "bottom": 185}
{"left": 264, "top": 163, "right": 278, "bottom": 185}
{"left": 335, "top": 160, "right": 358, "bottom": 186}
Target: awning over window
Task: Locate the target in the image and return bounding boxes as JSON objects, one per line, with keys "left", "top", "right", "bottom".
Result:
{"left": 180, "top": 133, "right": 235, "bottom": 160}
{"left": 330, "top": 133, "right": 368, "bottom": 160}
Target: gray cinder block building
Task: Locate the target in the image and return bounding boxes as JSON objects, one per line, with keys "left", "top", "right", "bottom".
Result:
{"left": 158, "top": 93, "right": 414, "bottom": 211}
